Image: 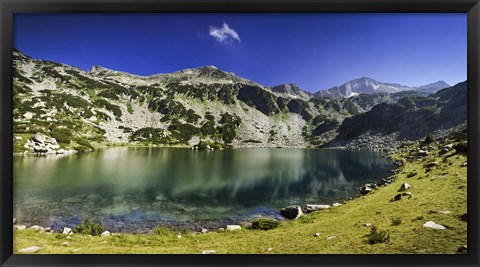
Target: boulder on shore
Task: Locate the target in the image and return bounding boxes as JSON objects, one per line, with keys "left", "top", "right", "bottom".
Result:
{"left": 226, "top": 225, "right": 241, "bottom": 231}
{"left": 280, "top": 205, "right": 303, "bottom": 220}
{"left": 359, "top": 184, "right": 373, "bottom": 195}
{"left": 32, "top": 132, "right": 46, "bottom": 143}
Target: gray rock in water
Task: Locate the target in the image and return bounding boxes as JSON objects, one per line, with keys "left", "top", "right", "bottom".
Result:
{"left": 44, "top": 227, "right": 52, "bottom": 232}
{"left": 201, "top": 250, "right": 217, "bottom": 254}
{"left": 313, "top": 233, "right": 322, "bottom": 237}
{"left": 18, "top": 246, "right": 41, "bottom": 253}
{"left": 226, "top": 225, "right": 241, "bottom": 231}
{"left": 305, "top": 204, "right": 330, "bottom": 212}
{"left": 399, "top": 183, "right": 411, "bottom": 191}
{"left": 32, "top": 132, "right": 46, "bottom": 143}
{"left": 332, "top": 203, "right": 342, "bottom": 207}
{"left": 422, "top": 221, "right": 446, "bottom": 230}
{"left": 457, "top": 245, "right": 467, "bottom": 254}
{"left": 364, "top": 223, "right": 372, "bottom": 227}
{"left": 280, "top": 205, "right": 303, "bottom": 220}
{"left": 34, "top": 147, "right": 49, "bottom": 153}
{"left": 63, "top": 227, "right": 72, "bottom": 234}
{"left": 217, "top": 228, "right": 225, "bottom": 232}
{"left": 62, "top": 242, "right": 69, "bottom": 246}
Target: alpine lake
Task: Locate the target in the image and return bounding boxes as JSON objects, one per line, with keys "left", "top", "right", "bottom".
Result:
{"left": 13, "top": 147, "right": 395, "bottom": 233}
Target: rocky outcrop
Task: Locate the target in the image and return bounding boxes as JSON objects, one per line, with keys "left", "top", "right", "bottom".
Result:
{"left": 280, "top": 205, "right": 303, "bottom": 220}
{"left": 399, "top": 183, "right": 411, "bottom": 191}
{"left": 26, "top": 133, "right": 61, "bottom": 154}
{"left": 391, "top": 192, "right": 413, "bottom": 201}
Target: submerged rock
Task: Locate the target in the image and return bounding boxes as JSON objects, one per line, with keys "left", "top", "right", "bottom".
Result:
{"left": 62, "top": 227, "right": 72, "bottom": 234}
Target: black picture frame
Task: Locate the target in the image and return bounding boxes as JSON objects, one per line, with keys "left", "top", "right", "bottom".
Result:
{"left": 1, "top": 0, "right": 479, "bottom": 266}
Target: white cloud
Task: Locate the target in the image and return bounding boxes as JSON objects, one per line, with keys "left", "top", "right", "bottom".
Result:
{"left": 209, "top": 22, "right": 241, "bottom": 44}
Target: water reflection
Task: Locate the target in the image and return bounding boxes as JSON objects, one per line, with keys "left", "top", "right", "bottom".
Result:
{"left": 14, "top": 147, "right": 394, "bottom": 231}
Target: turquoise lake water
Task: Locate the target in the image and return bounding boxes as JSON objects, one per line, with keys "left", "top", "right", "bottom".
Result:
{"left": 13, "top": 147, "right": 394, "bottom": 232}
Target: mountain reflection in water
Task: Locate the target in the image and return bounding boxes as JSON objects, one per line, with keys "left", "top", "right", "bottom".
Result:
{"left": 14, "top": 147, "right": 394, "bottom": 232}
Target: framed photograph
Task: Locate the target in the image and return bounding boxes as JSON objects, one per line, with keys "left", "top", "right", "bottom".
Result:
{"left": 1, "top": 0, "right": 479, "bottom": 266}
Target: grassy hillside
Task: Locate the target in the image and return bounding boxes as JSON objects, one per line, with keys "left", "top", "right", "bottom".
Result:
{"left": 13, "top": 135, "right": 467, "bottom": 254}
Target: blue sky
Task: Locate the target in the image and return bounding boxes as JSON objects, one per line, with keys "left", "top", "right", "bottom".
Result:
{"left": 14, "top": 13, "right": 466, "bottom": 92}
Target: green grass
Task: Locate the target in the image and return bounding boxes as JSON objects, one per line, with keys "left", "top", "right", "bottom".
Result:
{"left": 13, "top": 141, "right": 467, "bottom": 254}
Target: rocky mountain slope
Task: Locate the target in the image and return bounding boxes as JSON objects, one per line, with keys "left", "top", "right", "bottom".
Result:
{"left": 314, "top": 77, "right": 450, "bottom": 98}
{"left": 12, "top": 48, "right": 466, "bottom": 154}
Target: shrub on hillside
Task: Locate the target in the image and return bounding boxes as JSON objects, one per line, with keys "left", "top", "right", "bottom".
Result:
{"left": 367, "top": 226, "right": 390, "bottom": 244}
{"left": 424, "top": 133, "right": 435, "bottom": 144}
{"left": 73, "top": 219, "right": 104, "bottom": 236}
{"left": 152, "top": 226, "right": 176, "bottom": 237}
{"left": 251, "top": 219, "right": 280, "bottom": 230}
{"left": 453, "top": 141, "right": 467, "bottom": 154}
{"left": 391, "top": 217, "right": 402, "bottom": 226}
{"left": 50, "top": 128, "right": 73, "bottom": 144}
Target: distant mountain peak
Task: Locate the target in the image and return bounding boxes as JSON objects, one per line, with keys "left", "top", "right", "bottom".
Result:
{"left": 314, "top": 77, "right": 450, "bottom": 98}
{"left": 88, "top": 65, "right": 118, "bottom": 74}
{"left": 271, "top": 83, "right": 311, "bottom": 99}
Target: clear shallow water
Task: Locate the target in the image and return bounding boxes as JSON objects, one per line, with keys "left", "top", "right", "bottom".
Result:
{"left": 13, "top": 147, "right": 394, "bottom": 232}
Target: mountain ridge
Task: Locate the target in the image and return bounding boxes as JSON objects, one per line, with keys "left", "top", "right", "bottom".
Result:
{"left": 12, "top": 48, "right": 466, "bottom": 154}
